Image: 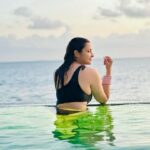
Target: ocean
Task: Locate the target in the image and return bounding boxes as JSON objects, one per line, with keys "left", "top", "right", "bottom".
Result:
{"left": 0, "top": 57, "right": 150, "bottom": 106}
{"left": 0, "top": 57, "right": 150, "bottom": 150}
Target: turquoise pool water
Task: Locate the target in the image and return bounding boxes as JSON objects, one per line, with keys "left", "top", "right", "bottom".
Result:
{"left": 0, "top": 105, "right": 150, "bottom": 150}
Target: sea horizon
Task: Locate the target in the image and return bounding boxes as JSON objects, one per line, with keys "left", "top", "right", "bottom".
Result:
{"left": 0, "top": 56, "right": 150, "bottom": 64}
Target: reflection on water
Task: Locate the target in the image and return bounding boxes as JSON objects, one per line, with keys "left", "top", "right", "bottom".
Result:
{"left": 53, "top": 106, "right": 115, "bottom": 149}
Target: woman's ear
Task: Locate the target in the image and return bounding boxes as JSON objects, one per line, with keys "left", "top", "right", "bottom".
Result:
{"left": 74, "top": 50, "right": 80, "bottom": 58}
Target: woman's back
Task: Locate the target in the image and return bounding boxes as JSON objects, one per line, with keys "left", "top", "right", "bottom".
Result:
{"left": 56, "top": 64, "right": 92, "bottom": 105}
{"left": 54, "top": 37, "right": 113, "bottom": 114}
{"left": 56, "top": 62, "right": 110, "bottom": 110}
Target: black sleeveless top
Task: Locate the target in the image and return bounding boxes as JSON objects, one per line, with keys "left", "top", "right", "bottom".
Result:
{"left": 56, "top": 65, "right": 92, "bottom": 105}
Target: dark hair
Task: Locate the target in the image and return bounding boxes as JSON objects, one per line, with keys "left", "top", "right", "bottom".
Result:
{"left": 54, "top": 37, "right": 90, "bottom": 89}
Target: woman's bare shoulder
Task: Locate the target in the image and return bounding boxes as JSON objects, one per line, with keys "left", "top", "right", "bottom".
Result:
{"left": 83, "top": 66, "right": 98, "bottom": 72}
{"left": 81, "top": 66, "right": 100, "bottom": 77}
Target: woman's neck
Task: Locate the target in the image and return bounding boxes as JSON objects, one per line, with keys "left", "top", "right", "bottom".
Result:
{"left": 71, "top": 61, "right": 81, "bottom": 67}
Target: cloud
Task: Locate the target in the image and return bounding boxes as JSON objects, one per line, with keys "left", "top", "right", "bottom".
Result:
{"left": 137, "top": 0, "right": 150, "bottom": 4}
{"left": 13, "top": 7, "right": 69, "bottom": 31}
{"left": 97, "top": 7, "right": 121, "bottom": 18}
{"left": 92, "top": 28, "right": 150, "bottom": 58}
{"left": 13, "top": 7, "right": 32, "bottom": 17}
{"left": 0, "top": 29, "right": 150, "bottom": 62}
{"left": 0, "top": 30, "right": 72, "bottom": 62}
{"left": 118, "top": 0, "right": 150, "bottom": 18}
{"left": 94, "top": 0, "right": 150, "bottom": 19}
{"left": 28, "top": 17, "right": 68, "bottom": 30}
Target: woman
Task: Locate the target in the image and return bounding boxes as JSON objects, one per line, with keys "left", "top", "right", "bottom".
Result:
{"left": 54, "top": 37, "right": 113, "bottom": 114}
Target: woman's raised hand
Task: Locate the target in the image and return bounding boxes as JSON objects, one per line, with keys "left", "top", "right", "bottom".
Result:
{"left": 103, "top": 56, "right": 113, "bottom": 75}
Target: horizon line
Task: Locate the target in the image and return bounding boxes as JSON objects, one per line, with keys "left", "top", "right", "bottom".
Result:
{"left": 0, "top": 56, "right": 150, "bottom": 64}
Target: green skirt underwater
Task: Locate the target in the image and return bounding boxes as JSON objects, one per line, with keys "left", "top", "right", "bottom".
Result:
{"left": 53, "top": 106, "right": 115, "bottom": 148}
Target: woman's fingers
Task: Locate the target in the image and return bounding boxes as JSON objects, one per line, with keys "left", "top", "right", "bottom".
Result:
{"left": 104, "top": 56, "right": 113, "bottom": 64}
{"left": 105, "top": 58, "right": 109, "bottom": 65}
{"left": 104, "top": 56, "right": 113, "bottom": 67}
{"left": 104, "top": 57, "right": 108, "bottom": 65}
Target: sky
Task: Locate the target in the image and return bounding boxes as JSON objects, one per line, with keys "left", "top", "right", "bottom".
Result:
{"left": 0, "top": 0, "right": 150, "bottom": 62}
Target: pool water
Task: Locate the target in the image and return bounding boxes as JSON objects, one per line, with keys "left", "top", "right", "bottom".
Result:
{"left": 0, "top": 105, "right": 150, "bottom": 150}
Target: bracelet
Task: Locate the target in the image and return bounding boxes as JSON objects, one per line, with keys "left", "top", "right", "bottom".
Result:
{"left": 102, "top": 75, "right": 111, "bottom": 85}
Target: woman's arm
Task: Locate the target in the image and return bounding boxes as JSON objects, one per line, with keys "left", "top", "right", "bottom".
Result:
{"left": 90, "top": 56, "right": 113, "bottom": 104}
{"left": 102, "top": 68, "right": 112, "bottom": 99}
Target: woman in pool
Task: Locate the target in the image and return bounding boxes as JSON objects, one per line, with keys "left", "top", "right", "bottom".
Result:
{"left": 54, "top": 37, "right": 113, "bottom": 114}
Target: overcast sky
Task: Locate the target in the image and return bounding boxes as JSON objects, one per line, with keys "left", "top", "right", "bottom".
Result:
{"left": 0, "top": 0, "right": 150, "bottom": 62}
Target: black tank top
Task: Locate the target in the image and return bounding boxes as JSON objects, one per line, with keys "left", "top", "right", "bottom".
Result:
{"left": 56, "top": 65, "right": 92, "bottom": 105}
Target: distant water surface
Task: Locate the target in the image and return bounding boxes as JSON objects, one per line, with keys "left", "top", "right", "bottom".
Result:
{"left": 0, "top": 57, "right": 150, "bottom": 106}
